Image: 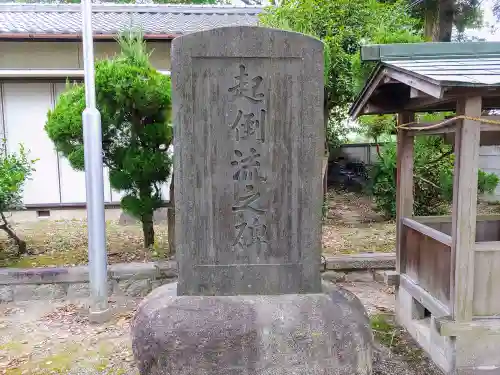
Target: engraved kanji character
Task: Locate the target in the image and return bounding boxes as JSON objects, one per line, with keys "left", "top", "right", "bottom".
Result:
{"left": 230, "top": 109, "right": 266, "bottom": 142}
{"left": 232, "top": 184, "right": 266, "bottom": 216}
{"left": 233, "top": 216, "right": 268, "bottom": 248}
{"left": 228, "top": 64, "right": 265, "bottom": 103}
{"left": 231, "top": 148, "right": 265, "bottom": 181}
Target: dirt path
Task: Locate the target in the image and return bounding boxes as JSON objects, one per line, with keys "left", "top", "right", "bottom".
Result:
{"left": 0, "top": 281, "right": 443, "bottom": 375}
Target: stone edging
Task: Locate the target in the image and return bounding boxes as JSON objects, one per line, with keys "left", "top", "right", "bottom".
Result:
{"left": 0, "top": 253, "right": 395, "bottom": 303}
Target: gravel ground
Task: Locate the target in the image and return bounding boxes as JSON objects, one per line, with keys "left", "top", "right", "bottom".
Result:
{"left": 0, "top": 280, "right": 443, "bottom": 375}
{"left": 341, "top": 281, "right": 443, "bottom": 375}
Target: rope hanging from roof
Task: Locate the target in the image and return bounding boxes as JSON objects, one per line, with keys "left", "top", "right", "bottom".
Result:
{"left": 397, "top": 115, "right": 500, "bottom": 131}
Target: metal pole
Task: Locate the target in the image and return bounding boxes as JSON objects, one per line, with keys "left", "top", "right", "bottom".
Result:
{"left": 81, "top": 0, "right": 109, "bottom": 321}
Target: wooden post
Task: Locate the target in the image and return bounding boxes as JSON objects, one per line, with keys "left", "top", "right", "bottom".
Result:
{"left": 451, "top": 96, "right": 482, "bottom": 321}
{"left": 396, "top": 112, "right": 415, "bottom": 275}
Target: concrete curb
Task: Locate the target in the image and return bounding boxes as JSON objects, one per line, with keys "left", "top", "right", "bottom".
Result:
{"left": 0, "top": 253, "right": 395, "bottom": 303}
{"left": 324, "top": 253, "right": 395, "bottom": 271}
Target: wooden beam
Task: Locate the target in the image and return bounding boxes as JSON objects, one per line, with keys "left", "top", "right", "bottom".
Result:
{"left": 474, "top": 242, "right": 500, "bottom": 252}
{"left": 402, "top": 218, "right": 452, "bottom": 246}
{"left": 435, "top": 315, "right": 500, "bottom": 337}
{"left": 451, "top": 96, "right": 482, "bottom": 322}
{"left": 444, "top": 86, "right": 500, "bottom": 98}
{"left": 404, "top": 97, "right": 456, "bottom": 112}
{"left": 386, "top": 69, "right": 443, "bottom": 99}
{"left": 410, "top": 88, "right": 428, "bottom": 98}
{"left": 400, "top": 274, "right": 450, "bottom": 318}
{"left": 416, "top": 214, "right": 500, "bottom": 224}
{"left": 352, "top": 69, "right": 387, "bottom": 119}
{"left": 396, "top": 113, "right": 415, "bottom": 275}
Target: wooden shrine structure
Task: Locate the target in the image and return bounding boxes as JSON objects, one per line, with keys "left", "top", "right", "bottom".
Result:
{"left": 349, "top": 42, "right": 500, "bottom": 375}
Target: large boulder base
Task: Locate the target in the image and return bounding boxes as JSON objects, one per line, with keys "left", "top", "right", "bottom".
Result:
{"left": 131, "top": 282, "right": 373, "bottom": 375}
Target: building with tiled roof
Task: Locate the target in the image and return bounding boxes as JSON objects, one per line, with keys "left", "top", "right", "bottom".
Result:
{"left": 0, "top": 3, "right": 262, "bottom": 215}
{"left": 0, "top": 3, "right": 262, "bottom": 38}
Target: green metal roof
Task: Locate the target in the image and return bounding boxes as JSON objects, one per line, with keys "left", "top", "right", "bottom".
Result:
{"left": 384, "top": 58, "right": 500, "bottom": 85}
{"left": 349, "top": 42, "right": 500, "bottom": 118}
{"left": 361, "top": 41, "right": 500, "bottom": 61}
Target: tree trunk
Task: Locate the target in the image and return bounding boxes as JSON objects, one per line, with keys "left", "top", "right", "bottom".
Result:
{"left": 0, "top": 212, "right": 27, "bottom": 255}
{"left": 167, "top": 173, "right": 175, "bottom": 257}
{"left": 437, "top": 0, "right": 454, "bottom": 42}
{"left": 141, "top": 212, "right": 155, "bottom": 248}
{"left": 424, "top": 0, "right": 454, "bottom": 42}
{"left": 424, "top": 1, "right": 438, "bottom": 40}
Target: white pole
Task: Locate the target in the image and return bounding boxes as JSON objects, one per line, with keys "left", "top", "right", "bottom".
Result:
{"left": 81, "top": 0, "right": 109, "bottom": 321}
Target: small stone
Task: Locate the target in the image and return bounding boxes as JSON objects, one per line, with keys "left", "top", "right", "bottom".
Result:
{"left": 344, "top": 271, "right": 375, "bottom": 283}
{"left": 0, "top": 286, "right": 13, "bottom": 303}
{"left": 21, "top": 340, "right": 28, "bottom": 344}
{"left": 116, "top": 279, "right": 152, "bottom": 297}
{"left": 322, "top": 271, "right": 346, "bottom": 282}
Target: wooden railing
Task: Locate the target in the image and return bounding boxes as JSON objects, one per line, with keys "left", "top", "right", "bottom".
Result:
{"left": 401, "top": 217, "right": 452, "bottom": 311}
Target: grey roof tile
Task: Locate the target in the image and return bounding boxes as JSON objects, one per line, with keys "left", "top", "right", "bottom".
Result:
{"left": 387, "top": 58, "right": 500, "bottom": 86}
{"left": 0, "top": 3, "right": 262, "bottom": 36}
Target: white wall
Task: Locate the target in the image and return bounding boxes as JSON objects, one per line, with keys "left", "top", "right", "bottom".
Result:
{"left": 3, "top": 83, "right": 61, "bottom": 205}
{"left": 1, "top": 80, "right": 172, "bottom": 207}
{"left": 0, "top": 40, "right": 173, "bottom": 208}
{"left": 0, "top": 40, "right": 172, "bottom": 70}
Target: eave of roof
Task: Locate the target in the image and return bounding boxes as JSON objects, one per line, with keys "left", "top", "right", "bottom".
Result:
{"left": 0, "top": 3, "right": 264, "bottom": 40}
{"left": 0, "top": 3, "right": 264, "bottom": 14}
{"left": 349, "top": 42, "right": 500, "bottom": 118}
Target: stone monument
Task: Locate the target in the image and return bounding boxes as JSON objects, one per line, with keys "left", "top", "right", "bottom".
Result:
{"left": 131, "top": 26, "right": 373, "bottom": 375}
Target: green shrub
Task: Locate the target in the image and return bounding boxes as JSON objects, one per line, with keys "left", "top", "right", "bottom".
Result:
{"left": 370, "top": 136, "right": 499, "bottom": 219}
{"left": 0, "top": 142, "right": 36, "bottom": 254}
{"left": 45, "top": 32, "right": 172, "bottom": 247}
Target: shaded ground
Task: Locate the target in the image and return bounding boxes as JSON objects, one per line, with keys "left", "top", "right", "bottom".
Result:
{"left": 2, "top": 189, "right": 499, "bottom": 268}
{"left": 1, "top": 190, "right": 395, "bottom": 268}
{"left": 0, "top": 221, "right": 169, "bottom": 268}
{"left": 322, "top": 190, "right": 395, "bottom": 255}
{"left": 0, "top": 280, "right": 443, "bottom": 375}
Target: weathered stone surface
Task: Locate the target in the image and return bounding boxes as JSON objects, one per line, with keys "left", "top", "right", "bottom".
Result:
{"left": 345, "top": 271, "right": 375, "bottom": 283}
{"left": 322, "top": 270, "right": 346, "bottom": 282}
{"left": 13, "top": 284, "right": 66, "bottom": 301}
{"left": 326, "top": 253, "right": 395, "bottom": 271}
{"left": 131, "top": 282, "right": 373, "bottom": 375}
{"left": 0, "top": 265, "right": 88, "bottom": 285}
{"left": 0, "top": 285, "right": 13, "bottom": 302}
{"left": 151, "top": 278, "right": 175, "bottom": 290}
{"left": 131, "top": 25, "right": 373, "bottom": 375}
{"left": 66, "top": 283, "right": 91, "bottom": 299}
{"left": 172, "top": 26, "right": 324, "bottom": 296}
{"left": 110, "top": 261, "right": 177, "bottom": 280}
{"left": 116, "top": 279, "right": 152, "bottom": 297}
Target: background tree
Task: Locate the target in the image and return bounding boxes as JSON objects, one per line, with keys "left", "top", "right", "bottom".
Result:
{"left": 358, "top": 112, "right": 499, "bottom": 218}
{"left": 405, "top": 0, "right": 484, "bottom": 41}
{"left": 0, "top": 142, "right": 36, "bottom": 255}
{"left": 45, "top": 32, "right": 173, "bottom": 248}
{"left": 259, "top": 0, "right": 423, "bottom": 193}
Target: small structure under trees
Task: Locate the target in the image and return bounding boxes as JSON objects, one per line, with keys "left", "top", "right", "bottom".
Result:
{"left": 350, "top": 41, "right": 500, "bottom": 374}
